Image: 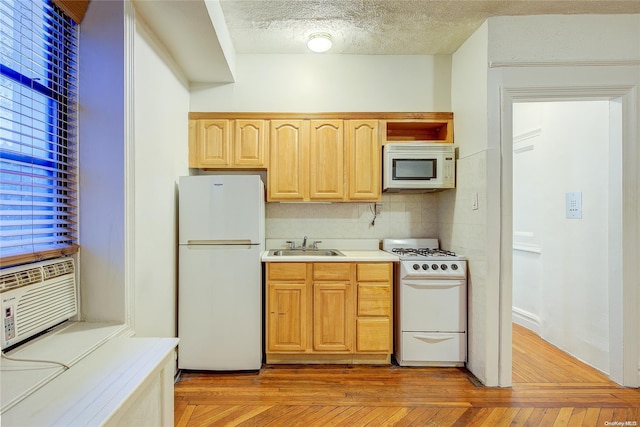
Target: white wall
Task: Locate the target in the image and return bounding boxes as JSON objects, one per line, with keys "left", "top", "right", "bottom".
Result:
{"left": 132, "top": 13, "right": 190, "bottom": 337}
{"left": 447, "top": 21, "right": 497, "bottom": 385}
{"left": 79, "top": 0, "right": 126, "bottom": 323}
{"left": 190, "top": 54, "right": 452, "bottom": 112}
{"left": 512, "top": 101, "right": 610, "bottom": 373}
{"left": 488, "top": 14, "right": 640, "bottom": 64}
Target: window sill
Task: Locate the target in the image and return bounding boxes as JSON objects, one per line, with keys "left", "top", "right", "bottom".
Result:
{"left": 1, "top": 321, "right": 127, "bottom": 413}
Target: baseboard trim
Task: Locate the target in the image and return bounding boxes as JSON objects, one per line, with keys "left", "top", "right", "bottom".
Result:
{"left": 512, "top": 307, "right": 541, "bottom": 334}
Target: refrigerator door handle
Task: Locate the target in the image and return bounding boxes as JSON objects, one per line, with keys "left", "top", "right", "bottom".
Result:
{"left": 186, "top": 239, "right": 256, "bottom": 245}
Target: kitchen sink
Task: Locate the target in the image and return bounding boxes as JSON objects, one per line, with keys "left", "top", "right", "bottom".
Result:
{"left": 268, "top": 249, "right": 345, "bottom": 257}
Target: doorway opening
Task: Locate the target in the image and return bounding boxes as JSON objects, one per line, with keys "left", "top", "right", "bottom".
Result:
{"left": 497, "top": 85, "right": 636, "bottom": 387}
{"left": 511, "top": 100, "right": 616, "bottom": 383}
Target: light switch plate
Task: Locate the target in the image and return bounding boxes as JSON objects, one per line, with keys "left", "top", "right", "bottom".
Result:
{"left": 566, "top": 192, "right": 582, "bottom": 219}
{"left": 471, "top": 192, "right": 479, "bottom": 210}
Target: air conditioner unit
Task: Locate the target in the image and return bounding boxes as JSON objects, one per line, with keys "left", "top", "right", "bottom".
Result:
{"left": 1, "top": 258, "right": 77, "bottom": 350}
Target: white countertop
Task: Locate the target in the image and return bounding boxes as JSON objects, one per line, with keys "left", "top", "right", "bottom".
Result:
{"left": 261, "top": 249, "right": 398, "bottom": 262}
{"left": 262, "top": 238, "right": 399, "bottom": 262}
{"left": 262, "top": 237, "right": 398, "bottom": 262}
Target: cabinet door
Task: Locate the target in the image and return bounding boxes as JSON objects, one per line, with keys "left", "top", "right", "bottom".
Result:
{"left": 267, "top": 283, "right": 307, "bottom": 352}
{"left": 196, "top": 119, "right": 232, "bottom": 167}
{"left": 268, "top": 120, "right": 308, "bottom": 201}
{"left": 347, "top": 120, "right": 380, "bottom": 201}
{"left": 356, "top": 318, "right": 391, "bottom": 352}
{"left": 233, "top": 119, "right": 267, "bottom": 168}
{"left": 313, "top": 282, "right": 353, "bottom": 352}
{"left": 309, "top": 120, "right": 345, "bottom": 201}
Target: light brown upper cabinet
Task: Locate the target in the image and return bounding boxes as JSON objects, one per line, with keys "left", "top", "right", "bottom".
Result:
{"left": 346, "top": 120, "right": 380, "bottom": 201}
{"left": 268, "top": 120, "right": 308, "bottom": 200}
{"left": 188, "top": 119, "right": 268, "bottom": 169}
{"left": 268, "top": 119, "right": 381, "bottom": 202}
{"left": 309, "top": 120, "right": 345, "bottom": 200}
{"left": 234, "top": 120, "right": 268, "bottom": 167}
{"left": 188, "top": 112, "right": 453, "bottom": 201}
{"left": 268, "top": 119, "right": 346, "bottom": 202}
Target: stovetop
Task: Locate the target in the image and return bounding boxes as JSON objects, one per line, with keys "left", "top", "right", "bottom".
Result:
{"left": 383, "top": 238, "right": 467, "bottom": 278}
{"left": 382, "top": 238, "right": 465, "bottom": 261}
{"left": 390, "top": 247, "right": 458, "bottom": 258}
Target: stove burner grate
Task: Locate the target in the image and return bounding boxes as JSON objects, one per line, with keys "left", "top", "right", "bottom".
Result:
{"left": 391, "top": 247, "right": 457, "bottom": 257}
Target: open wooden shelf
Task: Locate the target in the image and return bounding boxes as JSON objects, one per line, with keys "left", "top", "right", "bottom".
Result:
{"left": 384, "top": 118, "right": 453, "bottom": 144}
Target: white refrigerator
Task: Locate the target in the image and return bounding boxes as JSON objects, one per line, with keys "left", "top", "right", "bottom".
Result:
{"left": 178, "top": 175, "right": 265, "bottom": 370}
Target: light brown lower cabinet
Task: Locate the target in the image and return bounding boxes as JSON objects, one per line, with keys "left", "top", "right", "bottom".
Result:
{"left": 265, "top": 262, "right": 393, "bottom": 364}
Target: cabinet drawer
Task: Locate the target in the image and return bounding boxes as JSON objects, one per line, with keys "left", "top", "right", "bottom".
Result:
{"left": 356, "top": 263, "right": 391, "bottom": 281}
{"left": 401, "top": 332, "right": 466, "bottom": 363}
{"left": 356, "top": 318, "right": 390, "bottom": 352}
{"left": 357, "top": 283, "right": 391, "bottom": 316}
{"left": 268, "top": 263, "right": 307, "bottom": 281}
{"left": 313, "top": 263, "right": 351, "bottom": 281}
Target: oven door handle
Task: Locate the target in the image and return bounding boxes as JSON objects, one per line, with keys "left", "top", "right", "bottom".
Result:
{"left": 402, "top": 279, "right": 466, "bottom": 289}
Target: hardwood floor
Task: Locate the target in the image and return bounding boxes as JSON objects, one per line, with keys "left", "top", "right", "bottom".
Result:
{"left": 174, "top": 324, "right": 640, "bottom": 426}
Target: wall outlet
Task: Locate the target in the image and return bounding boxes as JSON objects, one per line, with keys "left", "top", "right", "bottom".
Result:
{"left": 375, "top": 203, "right": 383, "bottom": 215}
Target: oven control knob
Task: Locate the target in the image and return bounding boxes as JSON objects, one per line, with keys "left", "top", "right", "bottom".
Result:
{"left": 451, "top": 264, "right": 459, "bottom": 271}
{"left": 431, "top": 264, "right": 439, "bottom": 270}
{"left": 422, "top": 264, "right": 429, "bottom": 270}
{"left": 413, "top": 264, "right": 420, "bottom": 270}
{"left": 441, "top": 264, "right": 448, "bottom": 271}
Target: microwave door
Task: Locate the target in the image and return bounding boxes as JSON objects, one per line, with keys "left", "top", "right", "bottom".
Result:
{"left": 393, "top": 158, "right": 436, "bottom": 181}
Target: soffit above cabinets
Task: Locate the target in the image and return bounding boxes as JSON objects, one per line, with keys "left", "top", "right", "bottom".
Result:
{"left": 132, "top": 0, "right": 236, "bottom": 84}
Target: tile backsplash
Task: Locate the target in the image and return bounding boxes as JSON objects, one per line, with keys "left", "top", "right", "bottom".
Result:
{"left": 266, "top": 193, "right": 439, "bottom": 240}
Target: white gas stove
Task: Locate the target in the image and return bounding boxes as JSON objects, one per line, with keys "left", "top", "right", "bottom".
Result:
{"left": 382, "top": 238, "right": 466, "bottom": 279}
{"left": 383, "top": 238, "right": 468, "bottom": 367}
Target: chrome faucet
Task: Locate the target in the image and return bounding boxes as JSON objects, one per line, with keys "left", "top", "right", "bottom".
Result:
{"left": 302, "top": 235, "right": 308, "bottom": 249}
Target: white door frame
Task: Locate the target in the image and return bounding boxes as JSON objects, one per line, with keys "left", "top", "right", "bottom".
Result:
{"left": 498, "top": 83, "right": 638, "bottom": 387}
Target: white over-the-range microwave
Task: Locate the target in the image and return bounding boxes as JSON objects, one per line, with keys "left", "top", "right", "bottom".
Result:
{"left": 383, "top": 143, "right": 456, "bottom": 193}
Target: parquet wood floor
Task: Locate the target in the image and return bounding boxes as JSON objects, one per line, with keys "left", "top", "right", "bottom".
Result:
{"left": 174, "top": 324, "right": 640, "bottom": 426}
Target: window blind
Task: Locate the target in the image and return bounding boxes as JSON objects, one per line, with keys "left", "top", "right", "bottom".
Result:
{"left": 0, "top": 0, "right": 79, "bottom": 267}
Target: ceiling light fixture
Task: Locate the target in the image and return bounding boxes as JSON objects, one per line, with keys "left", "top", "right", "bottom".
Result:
{"left": 307, "top": 33, "right": 332, "bottom": 53}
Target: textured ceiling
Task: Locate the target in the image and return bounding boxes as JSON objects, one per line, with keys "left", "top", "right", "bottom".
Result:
{"left": 219, "top": 0, "right": 640, "bottom": 55}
